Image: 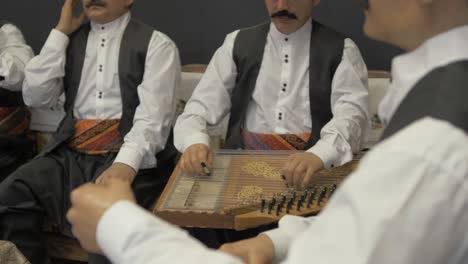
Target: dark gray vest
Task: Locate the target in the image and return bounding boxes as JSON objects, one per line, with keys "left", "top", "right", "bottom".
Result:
{"left": 224, "top": 20, "right": 345, "bottom": 150}
{"left": 381, "top": 60, "right": 468, "bottom": 140}
{"left": 0, "top": 21, "right": 25, "bottom": 107}
{"left": 41, "top": 18, "right": 154, "bottom": 156}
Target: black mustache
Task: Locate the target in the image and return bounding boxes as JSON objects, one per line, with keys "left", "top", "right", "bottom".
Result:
{"left": 271, "top": 10, "right": 298, "bottom": 20}
{"left": 355, "top": 0, "right": 369, "bottom": 10}
{"left": 86, "top": 0, "right": 106, "bottom": 8}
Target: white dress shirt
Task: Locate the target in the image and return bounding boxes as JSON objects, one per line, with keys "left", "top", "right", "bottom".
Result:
{"left": 0, "top": 23, "right": 34, "bottom": 91}
{"left": 23, "top": 12, "right": 181, "bottom": 171}
{"left": 379, "top": 24, "right": 468, "bottom": 125}
{"left": 174, "top": 19, "right": 370, "bottom": 169}
{"left": 96, "top": 117, "right": 468, "bottom": 264}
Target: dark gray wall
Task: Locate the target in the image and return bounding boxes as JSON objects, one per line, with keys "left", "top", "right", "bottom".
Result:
{"left": 1, "top": 0, "right": 402, "bottom": 70}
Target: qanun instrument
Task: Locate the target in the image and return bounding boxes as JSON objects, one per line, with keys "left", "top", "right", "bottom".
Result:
{"left": 154, "top": 150, "right": 361, "bottom": 230}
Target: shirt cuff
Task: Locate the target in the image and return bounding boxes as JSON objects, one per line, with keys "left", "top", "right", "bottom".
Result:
{"left": 262, "top": 228, "right": 293, "bottom": 263}
{"left": 0, "top": 69, "right": 5, "bottom": 86}
{"left": 96, "top": 201, "right": 155, "bottom": 263}
{"left": 0, "top": 55, "right": 8, "bottom": 77}
{"left": 0, "top": 53, "right": 20, "bottom": 91}
{"left": 114, "top": 146, "right": 143, "bottom": 172}
{"left": 179, "top": 132, "right": 210, "bottom": 152}
{"left": 0, "top": 30, "right": 5, "bottom": 48}
{"left": 44, "top": 29, "right": 70, "bottom": 52}
{"left": 306, "top": 140, "right": 342, "bottom": 169}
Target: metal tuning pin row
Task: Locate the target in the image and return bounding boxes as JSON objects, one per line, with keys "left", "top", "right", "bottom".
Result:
{"left": 259, "top": 189, "right": 292, "bottom": 215}
{"left": 259, "top": 184, "right": 339, "bottom": 215}
{"left": 329, "top": 184, "right": 338, "bottom": 198}
{"left": 317, "top": 187, "right": 328, "bottom": 206}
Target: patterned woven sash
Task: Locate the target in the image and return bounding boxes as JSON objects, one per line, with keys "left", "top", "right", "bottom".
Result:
{"left": 68, "top": 119, "right": 123, "bottom": 155}
{"left": 0, "top": 107, "right": 30, "bottom": 136}
{"left": 241, "top": 130, "right": 311, "bottom": 150}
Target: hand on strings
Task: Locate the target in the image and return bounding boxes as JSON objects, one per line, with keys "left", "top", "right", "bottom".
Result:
{"left": 281, "top": 152, "right": 324, "bottom": 189}
{"left": 67, "top": 179, "right": 136, "bottom": 254}
{"left": 56, "top": 0, "right": 86, "bottom": 35}
{"left": 219, "top": 234, "right": 275, "bottom": 264}
{"left": 180, "top": 143, "right": 213, "bottom": 176}
{"left": 95, "top": 163, "right": 137, "bottom": 185}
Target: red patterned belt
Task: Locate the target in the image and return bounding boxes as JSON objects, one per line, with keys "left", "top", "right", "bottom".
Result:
{"left": 68, "top": 119, "right": 124, "bottom": 155}
{"left": 0, "top": 107, "right": 30, "bottom": 136}
{"left": 241, "top": 130, "right": 311, "bottom": 150}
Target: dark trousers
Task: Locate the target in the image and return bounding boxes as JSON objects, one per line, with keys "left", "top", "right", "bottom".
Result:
{"left": 0, "top": 145, "right": 169, "bottom": 264}
{"left": 186, "top": 224, "right": 278, "bottom": 249}
{"left": 0, "top": 135, "right": 34, "bottom": 183}
{"left": 0, "top": 152, "right": 30, "bottom": 183}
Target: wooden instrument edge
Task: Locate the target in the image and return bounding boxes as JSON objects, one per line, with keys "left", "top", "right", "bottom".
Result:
{"left": 233, "top": 201, "right": 328, "bottom": 230}
{"left": 153, "top": 164, "right": 182, "bottom": 214}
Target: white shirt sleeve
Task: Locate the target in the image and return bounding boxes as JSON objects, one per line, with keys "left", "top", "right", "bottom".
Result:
{"left": 307, "top": 38, "right": 370, "bottom": 169}
{"left": 97, "top": 118, "right": 468, "bottom": 264}
{"left": 173, "top": 31, "right": 239, "bottom": 152}
{"left": 282, "top": 118, "right": 468, "bottom": 264}
{"left": 114, "top": 32, "right": 180, "bottom": 171}
{"left": 0, "top": 24, "right": 34, "bottom": 91}
{"left": 23, "top": 29, "right": 68, "bottom": 108}
{"left": 262, "top": 216, "right": 317, "bottom": 263}
{"left": 97, "top": 200, "right": 243, "bottom": 264}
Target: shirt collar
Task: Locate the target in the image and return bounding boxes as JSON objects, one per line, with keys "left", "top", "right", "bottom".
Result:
{"left": 269, "top": 18, "right": 312, "bottom": 43}
{"left": 391, "top": 24, "right": 468, "bottom": 92}
{"left": 379, "top": 24, "right": 468, "bottom": 124}
{"left": 90, "top": 11, "right": 131, "bottom": 35}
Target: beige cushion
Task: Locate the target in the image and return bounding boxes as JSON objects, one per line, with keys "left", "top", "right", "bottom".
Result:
{"left": 367, "top": 71, "right": 391, "bottom": 147}
{"left": 178, "top": 70, "right": 229, "bottom": 141}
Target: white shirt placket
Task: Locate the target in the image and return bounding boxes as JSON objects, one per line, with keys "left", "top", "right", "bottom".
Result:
{"left": 276, "top": 36, "right": 292, "bottom": 134}
{"left": 95, "top": 31, "right": 107, "bottom": 119}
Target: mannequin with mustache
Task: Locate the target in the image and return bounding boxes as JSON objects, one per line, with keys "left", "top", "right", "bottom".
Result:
{"left": 0, "top": 0, "right": 180, "bottom": 263}
{"left": 171, "top": 0, "right": 370, "bottom": 245}
{"left": 175, "top": 0, "right": 370, "bottom": 215}
{"left": 173, "top": 0, "right": 370, "bottom": 244}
